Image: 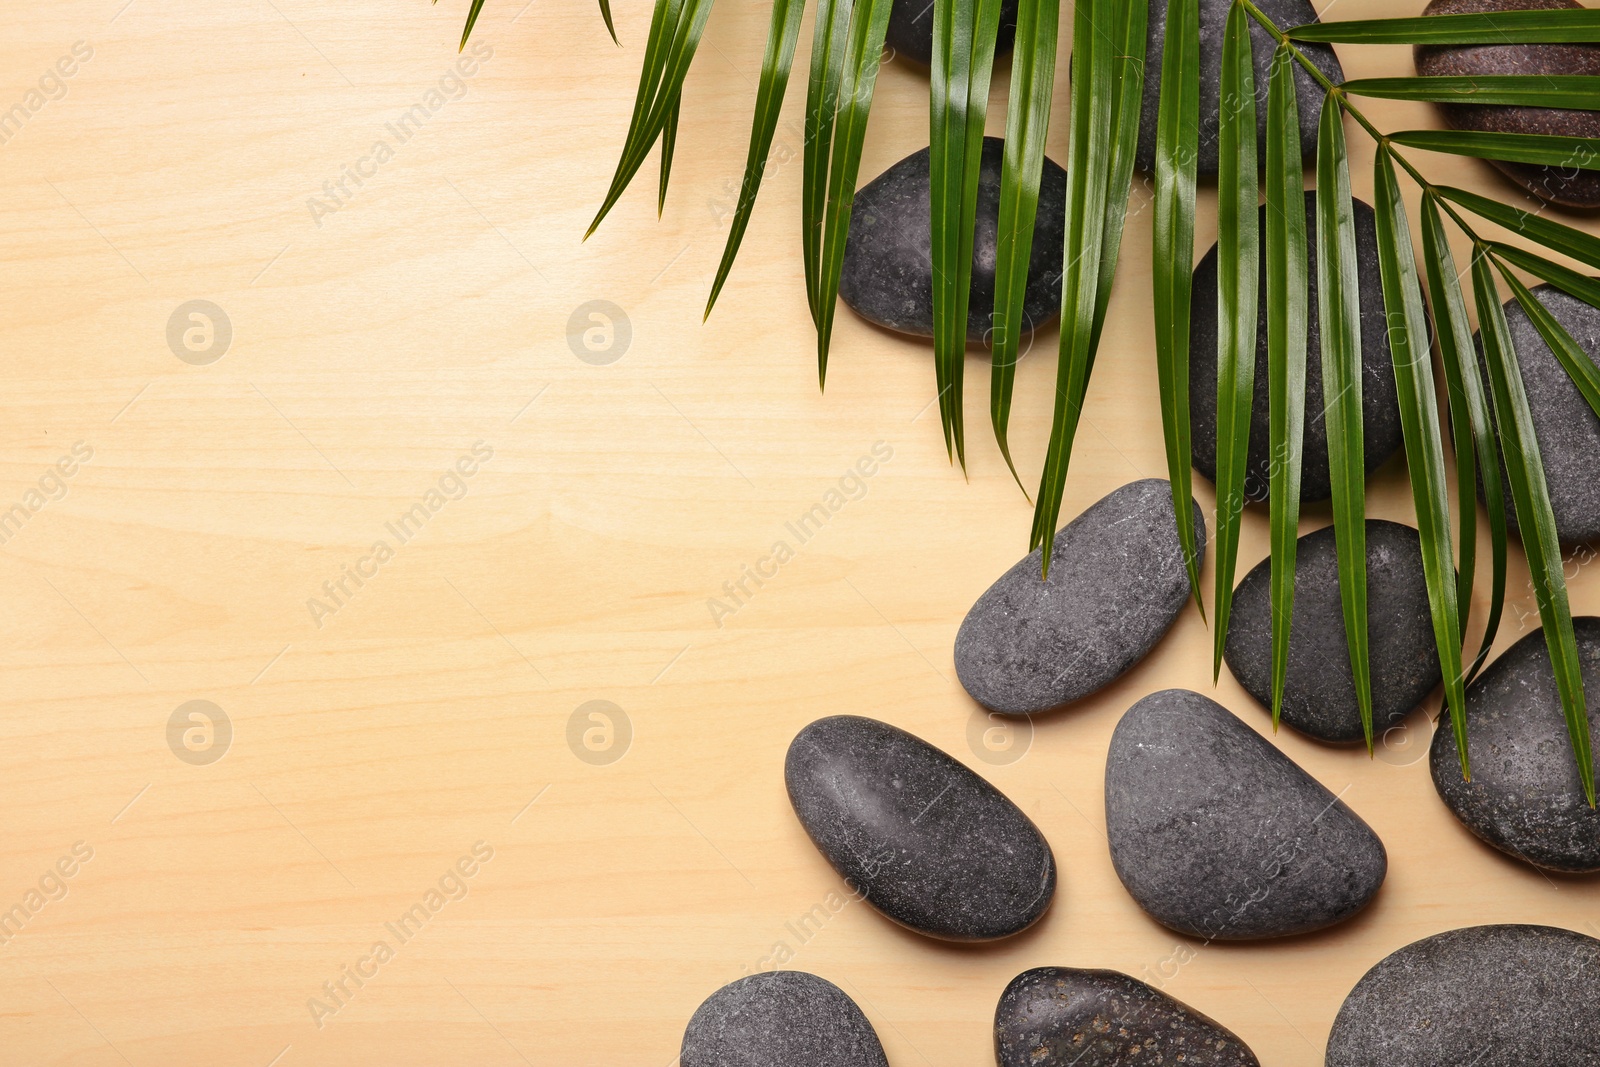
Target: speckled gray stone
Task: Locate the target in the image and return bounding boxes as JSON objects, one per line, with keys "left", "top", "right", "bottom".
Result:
{"left": 1476, "top": 283, "right": 1600, "bottom": 545}
{"left": 1416, "top": 0, "right": 1600, "bottom": 208}
{"left": 1105, "top": 689, "right": 1387, "bottom": 940}
{"left": 785, "top": 715, "right": 1056, "bottom": 941}
{"left": 1430, "top": 618, "right": 1600, "bottom": 873}
{"left": 994, "top": 967, "right": 1260, "bottom": 1067}
{"left": 1136, "top": 0, "right": 1342, "bottom": 177}
{"left": 1190, "top": 192, "right": 1404, "bottom": 503}
{"left": 1223, "top": 520, "right": 1443, "bottom": 744}
{"left": 885, "top": 0, "right": 1018, "bottom": 67}
{"left": 955, "top": 479, "right": 1205, "bottom": 715}
{"left": 839, "top": 137, "right": 1066, "bottom": 342}
{"left": 681, "top": 971, "right": 889, "bottom": 1067}
{"left": 1326, "top": 924, "right": 1600, "bottom": 1067}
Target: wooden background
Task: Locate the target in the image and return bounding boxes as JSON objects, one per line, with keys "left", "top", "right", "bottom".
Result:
{"left": 2, "top": 0, "right": 1598, "bottom": 1063}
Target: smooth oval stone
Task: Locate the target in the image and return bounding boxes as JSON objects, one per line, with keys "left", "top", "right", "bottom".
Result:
{"left": 681, "top": 971, "right": 889, "bottom": 1067}
{"left": 955, "top": 479, "right": 1206, "bottom": 715}
{"left": 1431, "top": 618, "right": 1600, "bottom": 872}
{"left": 1416, "top": 0, "right": 1600, "bottom": 208}
{"left": 1326, "top": 924, "right": 1600, "bottom": 1067}
{"left": 839, "top": 137, "right": 1066, "bottom": 342}
{"left": 1191, "top": 191, "right": 1404, "bottom": 503}
{"left": 1105, "top": 689, "right": 1387, "bottom": 939}
{"left": 785, "top": 715, "right": 1056, "bottom": 940}
{"left": 995, "top": 967, "right": 1260, "bottom": 1067}
{"left": 1224, "top": 520, "right": 1442, "bottom": 743}
{"left": 1136, "top": 0, "right": 1342, "bottom": 177}
{"left": 1476, "top": 283, "right": 1600, "bottom": 544}
{"left": 885, "top": 0, "right": 1018, "bottom": 67}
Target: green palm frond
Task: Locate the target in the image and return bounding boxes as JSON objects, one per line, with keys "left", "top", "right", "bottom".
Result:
{"left": 461, "top": 0, "right": 1600, "bottom": 791}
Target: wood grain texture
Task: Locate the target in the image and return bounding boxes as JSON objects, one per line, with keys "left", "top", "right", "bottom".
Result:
{"left": 1, "top": 1, "right": 1598, "bottom": 1063}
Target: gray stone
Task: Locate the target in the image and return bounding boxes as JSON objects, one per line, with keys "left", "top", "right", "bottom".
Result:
{"left": 1476, "top": 283, "right": 1600, "bottom": 545}
{"left": 1190, "top": 192, "right": 1405, "bottom": 503}
{"left": 885, "top": 0, "right": 1018, "bottom": 68}
{"left": 1224, "top": 520, "right": 1443, "bottom": 744}
{"left": 1105, "top": 689, "right": 1387, "bottom": 939}
{"left": 839, "top": 137, "right": 1066, "bottom": 343}
{"left": 955, "top": 479, "right": 1205, "bottom": 715}
{"left": 1326, "top": 924, "right": 1600, "bottom": 1067}
{"left": 1416, "top": 0, "right": 1600, "bottom": 209}
{"left": 1430, "top": 618, "right": 1600, "bottom": 873}
{"left": 785, "top": 715, "right": 1056, "bottom": 941}
{"left": 1136, "top": 0, "right": 1342, "bottom": 177}
{"left": 995, "top": 967, "right": 1260, "bottom": 1067}
{"left": 681, "top": 971, "right": 889, "bottom": 1067}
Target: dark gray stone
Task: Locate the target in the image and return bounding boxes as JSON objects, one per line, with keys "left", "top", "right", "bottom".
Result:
{"left": 1105, "top": 689, "right": 1387, "bottom": 939}
{"left": 839, "top": 137, "right": 1066, "bottom": 343}
{"left": 1190, "top": 192, "right": 1405, "bottom": 503}
{"left": 1416, "top": 0, "right": 1600, "bottom": 209}
{"left": 785, "top": 715, "right": 1056, "bottom": 941}
{"left": 1136, "top": 0, "right": 1342, "bottom": 177}
{"left": 955, "top": 478, "right": 1206, "bottom": 715}
{"left": 1326, "top": 924, "right": 1600, "bottom": 1067}
{"left": 1430, "top": 618, "right": 1600, "bottom": 873}
{"left": 884, "top": 0, "right": 1018, "bottom": 68}
{"left": 1224, "top": 520, "right": 1443, "bottom": 744}
{"left": 681, "top": 971, "right": 889, "bottom": 1067}
{"left": 1476, "top": 283, "right": 1600, "bottom": 545}
{"left": 994, "top": 967, "right": 1260, "bottom": 1067}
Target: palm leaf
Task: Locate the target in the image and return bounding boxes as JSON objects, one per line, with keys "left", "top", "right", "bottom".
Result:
{"left": 1341, "top": 75, "right": 1600, "bottom": 109}
{"left": 1492, "top": 241, "right": 1600, "bottom": 317}
{"left": 1389, "top": 129, "right": 1600, "bottom": 169}
{"left": 1422, "top": 193, "right": 1506, "bottom": 681}
{"left": 659, "top": 97, "right": 681, "bottom": 216}
{"left": 1315, "top": 93, "right": 1374, "bottom": 749}
{"left": 1497, "top": 264, "right": 1600, "bottom": 423}
{"left": 1211, "top": 0, "right": 1260, "bottom": 681}
{"left": 1030, "top": 0, "right": 1131, "bottom": 566}
{"left": 704, "top": 0, "right": 807, "bottom": 319}
{"left": 811, "top": 0, "right": 895, "bottom": 384}
{"left": 1472, "top": 249, "right": 1595, "bottom": 805}
{"left": 1438, "top": 184, "right": 1600, "bottom": 272}
{"left": 586, "top": 0, "right": 716, "bottom": 238}
{"left": 1288, "top": 9, "right": 1600, "bottom": 44}
{"left": 1152, "top": 0, "right": 1204, "bottom": 613}
{"left": 458, "top": 0, "right": 488, "bottom": 51}
{"left": 599, "top": 0, "right": 620, "bottom": 44}
{"left": 802, "top": 0, "right": 855, "bottom": 338}
{"left": 1374, "top": 146, "right": 1469, "bottom": 776}
{"left": 930, "top": 0, "right": 1006, "bottom": 467}
{"left": 1265, "top": 42, "right": 1307, "bottom": 726}
{"left": 991, "top": 0, "right": 1060, "bottom": 496}
{"left": 1087, "top": 0, "right": 1150, "bottom": 356}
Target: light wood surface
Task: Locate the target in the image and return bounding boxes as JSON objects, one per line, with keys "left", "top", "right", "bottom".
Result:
{"left": 3, "top": 1, "right": 1599, "bottom": 1063}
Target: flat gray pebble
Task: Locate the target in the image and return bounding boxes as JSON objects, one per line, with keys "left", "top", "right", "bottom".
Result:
{"left": 1190, "top": 192, "right": 1404, "bottom": 503}
{"left": 955, "top": 478, "right": 1205, "bottom": 715}
{"left": 1224, "top": 520, "right": 1443, "bottom": 743}
{"left": 1416, "top": 0, "right": 1600, "bottom": 208}
{"left": 785, "top": 715, "right": 1056, "bottom": 941}
{"left": 839, "top": 137, "right": 1065, "bottom": 343}
{"left": 681, "top": 971, "right": 889, "bottom": 1067}
{"left": 1431, "top": 618, "right": 1600, "bottom": 872}
{"left": 1136, "top": 0, "right": 1342, "bottom": 176}
{"left": 994, "top": 967, "right": 1260, "bottom": 1066}
{"left": 1326, "top": 924, "right": 1600, "bottom": 1066}
{"left": 1477, "top": 283, "right": 1600, "bottom": 545}
{"left": 1105, "top": 689, "right": 1387, "bottom": 939}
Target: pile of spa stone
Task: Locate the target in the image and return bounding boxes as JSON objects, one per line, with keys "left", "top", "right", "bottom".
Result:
{"left": 680, "top": 0, "right": 1600, "bottom": 1062}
